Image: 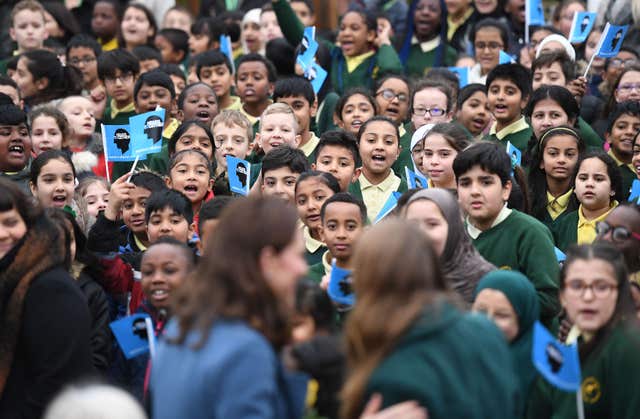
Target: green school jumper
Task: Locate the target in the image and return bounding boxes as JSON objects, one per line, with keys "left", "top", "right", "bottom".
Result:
{"left": 102, "top": 101, "right": 137, "bottom": 179}
{"left": 578, "top": 117, "right": 603, "bottom": 150}
{"left": 526, "top": 322, "right": 640, "bottom": 419}
{"left": 607, "top": 149, "right": 636, "bottom": 201}
{"left": 314, "top": 92, "right": 340, "bottom": 136}
{"left": 404, "top": 39, "right": 459, "bottom": 78}
{"left": 307, "top": 261, "right": 326, "bottom": 284}
{"left": 273, "top": 0, "right": 403, "bottom": 95}
{"left": 392, "top": 123, "right": 415, "bottom": 174}
{"left": 551, "top": 210, "right": 579, "bottom": 253}
{"left": 470, "top": 209, "right": 560, "bottom": 325}
{"left": 484, "top": 117, "right": 532, "bottom": 154}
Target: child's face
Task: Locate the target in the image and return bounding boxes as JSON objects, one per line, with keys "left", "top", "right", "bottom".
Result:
{"left": 456, "top": 91, "right": 491, "bottom": 136}
{"left": 242, "top": 21, "right": 262, "bottom": 54}
{"left": 198, "top": 218, "right": 219, "bottom": 253}
{"left": 337, "top": 94, "right": 375, "bottom": 136}
{"left": 67, "top": 46, "right": 99, "bottom": 89}
{"left": 337, "top": 11, "right": 375, "bottom": 57}
{"left": 532, "top": 62, "right": 566, "bottom": 91}
{"left": 290, "top": 1, "right": 314, "bottom": 26}
{"left": 103, "top": 69, "right": 136, "bottom": 107}
{"left": 405, "top": 199, "right": 449, "bottom": 257}
{"left": 170, "top": 74, "right": 186, "bottom": 97}
{"left": 180, "top": 84, "right": 218, "bottom": 126}
{"left": 147, "top": 207, "right": 192, "bottom": 243}
{"left": 540, "top": 135, "right": 579, "bottom": 183}
{"left": 13, "top": 57, "right": 38, "bottom": 99}
{"left": 262, "top": 167, "right": 299, "bottom": 204}
{"left": 10, "top": 9, "right": 47, "bottom": 51}
{"left": 0, "top": 123, "right": 31, "bottom": 171}
{"left": 213, "top": 122, "right": 250, "bottom": 171}
{"left": 291, "top": 314, "right": 316, "bottom": 344}
{"left": 505, "top": 0, "right": 525, "bottom": 24}
{"left": 457, "top": 165, "right": 511, "bottom": 229}
{"left": 420, "top": 133, "right": 458, "bottom": 188}
{"left": 31, "top": 115, "right": 63, "bottom": 156}
{"left": 236, "top": 61, "right": 272, "bottom": 105}
{"left": 175, "top": 124, "right": 214, "bottom": 160}
{"left": 154, "top": 34, "right": 183, "bottom": 64}
{"left": 557, "top": 2, "right": 584, "bottom": 37}
{"left": 487, "top": 78, "right": 526, "bottom": 125}
{"left": 575, "top": 158, "right": 613, "bottom": 211}
{"left": 606, "top": 114, "right": 640, "bottom": 160}
{"left": 188, "top": 33, "right": 210, "bottom": 56}
{"left": 0, "top": 85, "right": 21, "bottom": 107}
{"left": 414, "top": 0, "right": 442, "bottom": 39}
{"left": 296, "top": 177, "right": 335, "bottom": 231}
{"left": 199, "top": 64, "right": 234, "bottom": 99}
{"left": 60, "top": 97, "right": 96, "bottom": 141}
{"left": 167, "top": 153, "right": 213, "bottom": 205}
{"left": 445, "top": 0, "right": 471, "bottom": 17}
{"left": 614, "top": 71, "right": 640, "bottom": 104}
{"left": 634, "top": 137, "right": 640, "bottom": 177}
{"left": 257, "top": 113, "right": 300, "bottom": 154}
{"left": 139, "top": 59, "right": 161, "bottom": 74}
{"left": 260, "top": 11, "right": 283, "bottom": 42}
{"left": 358, "top": 120, "right": 400, "bottom": 176}
{"left": 276, "top": 95, "right": 316, "bottom": 134}
{"left": 122, "top": 186, "right": 151, "bottom": 234}
{"left": 313, "top": 145, "right": 358, "bottom": 192}
{"left": 135, "top": 84, "right": 174, "bottom": 115}
{"left": 321, "top": 201, "right": 364, "bottom": 262}
{"left": 530, "top": 99, "right": 570, "bottom": 139}
{"left": 92, "top": 1, "right": 119, "bottom": 40}
{"left": 411, "top": 88, "right": 451, "bottom": 130}
{"left": 141, "top": 243, "right": 192, "bottom": 309}
{"left": 163, "top": 9, "right": 192, "bottom": 35}
{"left": 473, "top": 27, "right": 503, "bottom": 75}
{"left": 187, "top": 63, "right": 199, "bottom": 84}
{"left": 84, "top": 181, "right": 110, "bottom": 217}
{"left": 375, "top": 78, "right": 410, "bottom": 125}
{"left": 121, "top": 7, "right": 153, "bottom": 48}
{"left": 29, "top": 157, "right": 74, "bottom": 209}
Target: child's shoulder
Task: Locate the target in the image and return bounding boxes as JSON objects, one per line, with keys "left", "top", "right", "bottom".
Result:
{"left": 505, "top": 209, "right": 552, "bottom": 232}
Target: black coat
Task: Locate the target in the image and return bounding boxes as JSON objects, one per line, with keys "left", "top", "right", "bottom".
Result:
{"left": 78, "top": 271, "right": 112, "bottom": 373}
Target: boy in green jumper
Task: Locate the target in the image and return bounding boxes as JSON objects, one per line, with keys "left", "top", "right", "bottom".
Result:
{"left": 1, "top": 1, "right": 48, "bottom": 75}
{"left": 307, "top": 193, "right": 367, "bottom": 285}
{"left": 196, "top": 50, "right": 241, "bottom": 111}
{"left": 453, "top": 141, "right": 560, "bottom": 326}
{"left": 312, "top": 130, "right": 361, "bottom": 193}
{"left": 604, "top": 102, "right": 640, "bottom": 200}
{"left": 484, "top": 63, "right": 532, "bottom": 153}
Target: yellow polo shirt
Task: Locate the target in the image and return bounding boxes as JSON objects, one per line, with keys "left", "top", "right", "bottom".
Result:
{"left": 239, "top": 106, "right": 259, "bottom": 126}
{"left": 303, "top": 225, "right": 324, "bottom": 254}
{"left": 547, "top": 188, "right": 573, "bottom": 220}
{"left": 577, "top": 201, "right": 618, "bottom": 244}
{"left": 299, "top": 132, "right": 320, "bottom": 157}
{"left": 489, "top": 116, "right": 529, "bottom": 141}
{"left": 345, "top": 50, "right": 375, "bottom": 73}
{"left": 163, "top": 118, "right": 181, "bottom": 139}
{"left": 109, "top": 100, "right": 135, "bottom": 120}
{"left": 360, "top": 170, "right": 401, "bottom": 222}
{"left": 223, "top": 96, "right": 242, "bottom": 111}
{"left": 447, "top": 8, "right": 473, "bottom": 40}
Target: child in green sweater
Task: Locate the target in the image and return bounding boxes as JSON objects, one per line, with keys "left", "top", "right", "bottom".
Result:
{"left": 604, "top": 102, "right": 640, "bottom": 200}
{"left": 312, "top": 130, "right": 361, "bottom": 193}
{"left": 97, "top": 49, "right": 140, "bottom": 127}
{"left": 453, "top": 141, "right": 560, "bottom": 325}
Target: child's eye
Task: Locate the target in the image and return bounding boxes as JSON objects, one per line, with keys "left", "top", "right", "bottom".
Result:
{"left": 297, "top": 197, "right": 306, "bottom": 205}
{"left": 285, "top": 179, "right": 296, "bottom": 186}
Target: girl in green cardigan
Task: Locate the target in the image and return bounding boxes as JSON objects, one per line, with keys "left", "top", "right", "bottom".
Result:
{"left": 272, "top": 0, "right": 403, "bottom": 95}
{"left": 527, "top": 243, "right": 640, "bottom": 419}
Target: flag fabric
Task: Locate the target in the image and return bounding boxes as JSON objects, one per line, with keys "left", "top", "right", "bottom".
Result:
{"left": 219, "top": 34, "right": 235, "bottom": 74}
{"left": 447, "top": 66, "right": 470, "bottom": 87}
{"left": 128, "top": 109, "right": 166, "bottom": 156}
{"left": 102, "top": 123, "right": 137, "bottom": 162}
{"left": 499, "top": 50, "right": 516, "bottom": 64}
{"left": 596, "top": 23, "right": 629, "bottom": 58}
{"left": 374, "top": 191, "right": 402, "bottom": 223}
{"left": 296, "top": 26, "right": 327, "bottom": 93}
{"left": 554, "top": 247, "right": 566, "bottom": 263}
{"left": 629, "top": 179, "right": 640, "bottom": 203}
{"left": 568, "top": 11, "right": 597, "bottom": 44}
{"left": 226, "top": 156, "right": 251, "bottom": 196}
{"left": 405, "top": 167, "right": 428, "bottom": 189}
{"left": 526, "top": 0, "right": 545, "bottom": 26}
{"left": 110, "top": 313, "right": 152, "bottom": 359}
{"left": 532, "top": 321, "right": 582, "bottom": 392}
{"left": 328, "top": 259, "right": 355, "bottom": 306}
{"left": 506, "top": 141, "right": 522, "bottom": 168}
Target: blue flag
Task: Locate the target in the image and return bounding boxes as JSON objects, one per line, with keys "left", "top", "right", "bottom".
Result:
{"left": 128, "top": 109, "right": 166, "bottom": 156}
{"left": 506, "top": 141, "right": 522, "bottom": 168}
{"left": 219, "top": 34, "right": 235, "bottom": 74}
{"left": 532, "top": 321, "right": 581, "bottom": 391}
{"left": 526, "top": 0, "right": 545, "bottom": 26}
{"left": 297, "top": 26, "right": 318, "bottom": 67}
{"left": 447, "top": 66, "right": 469, "bottom": 88}
{"left": 629, "top": 179, "right": 640, "bottom": 203}
{"left": 405, "top": 167, "right": 428, "bottom": 189}
{"left": 328, "top": 259, "right": 354, "bottom": 306}
{"left": 596, "top": 23, "right": 629, "bottom": 58}
{"left": 374, "top": 191, "right": 402, "bottom": 223}
{"left": 102, "top": 123, "right": 137, "bottom": 162}
{"left": 499, "top": 50, "right": 515, "bottom": 64}
{"left": 554, "top": 247, "right": 566, "bottom": 263}
{"left": 110, "top": 313, "right": 152, "bottom": 359}
{"left": 568, "top": 11, "right": 596, "bottom": 44}
{"left": 226, "top": 156, "right": 251, "bottom": 196}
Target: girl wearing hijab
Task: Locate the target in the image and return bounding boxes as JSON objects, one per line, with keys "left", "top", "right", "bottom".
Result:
{"left": 404, "top": 188, "right": 495, "bottom": 304}
{"left": 473, "top": 270, "right": 540, "bottom": 416}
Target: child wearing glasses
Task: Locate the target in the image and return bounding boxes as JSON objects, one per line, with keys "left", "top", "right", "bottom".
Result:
{"left": 596, "top": 203, "right": 640, "bottom": 282}
{"left": 469, "top": 19, "right": 509, "bottom": 85}
{"left": 66, "top": 35, "right": 105, "bottom": 119}
{"left": 98, "top": 49, "right": 140, "bottom": 127}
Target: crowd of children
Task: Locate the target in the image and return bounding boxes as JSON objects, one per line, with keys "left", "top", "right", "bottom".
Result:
{"left": 1, "top": 0, "right": 640, "bottom": 418}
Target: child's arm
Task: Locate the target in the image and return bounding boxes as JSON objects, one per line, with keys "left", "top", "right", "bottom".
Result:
{"left": 374, "top": 28, "right": 403, "bottom": 77}
{"left": 88, "top": 174, "right": 135, "bottom": 253}
{"left": 272, "top": 0, "right": 305, "bottom": 46}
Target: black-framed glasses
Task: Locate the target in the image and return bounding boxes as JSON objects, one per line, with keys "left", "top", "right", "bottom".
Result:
{"left": 412, "top": 106, "right": 446, "bottom": 117}
{"left": 376, "top": 88, "right": 408, "bottom": 103}
{"left": 104, "top": 72, "right": 134, "bottom": 85}
{"left": 564, "top": 279, "right": 618, "bottom": 299}
{"left": 596, "top": 221, "right": 640, "bottom": 242}
{"left": 68, "top": 56, "right": 96, "bottom": 66}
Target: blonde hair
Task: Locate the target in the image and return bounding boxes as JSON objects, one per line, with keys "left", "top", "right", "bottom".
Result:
{"left": 258, "top": 102, "right": 298, "bottom": 133}
{"left": 10, "top": 0, "right": 45, "bottom": 26}
{"left": 211, "top": 109, "right": 253, "bottom": 142}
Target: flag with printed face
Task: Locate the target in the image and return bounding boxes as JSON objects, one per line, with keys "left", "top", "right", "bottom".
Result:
{"left": 532, "top": 322, "right": 581, "bottom": 391}
{"left": 405, "top": 167, "right": 428, "bottom": 189}
{"left": 128, "top": 109, "right": 166, "bottom": 156}
{"left": 110, "top": 313, "right": 151, "bottom": 359}
{"left": 448, "top": 67, "right": 469, "bottom": 87}
{"left": 506, "top": 141, "right": 522, "bottom": 168}
{"left": 219, "top": 34, "right": 235, "bottom": 74}
{"left": 328, "top": 259, "right": 354, "bottom": 306}
{"left": 102, "top": 123, "right": 138, "bottom": 162}
{"left": 226, "top": 156, "right": 251, "bottom": 196}
{"left": 568, "top": 11, "right": 596, "bottom": 44}
{"left": 526, "top": 0, "right": 545, "bottom": 26}
{"left": 596, "top": 23, "right": 629, "bottom": 58}
{"left": 374, "top": 191, "right": 402, "bottom": 223}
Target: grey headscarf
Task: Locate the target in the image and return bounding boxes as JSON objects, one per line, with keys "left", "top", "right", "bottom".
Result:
{"left": 407, "top": 188, "right": 495, "bottom": 304}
